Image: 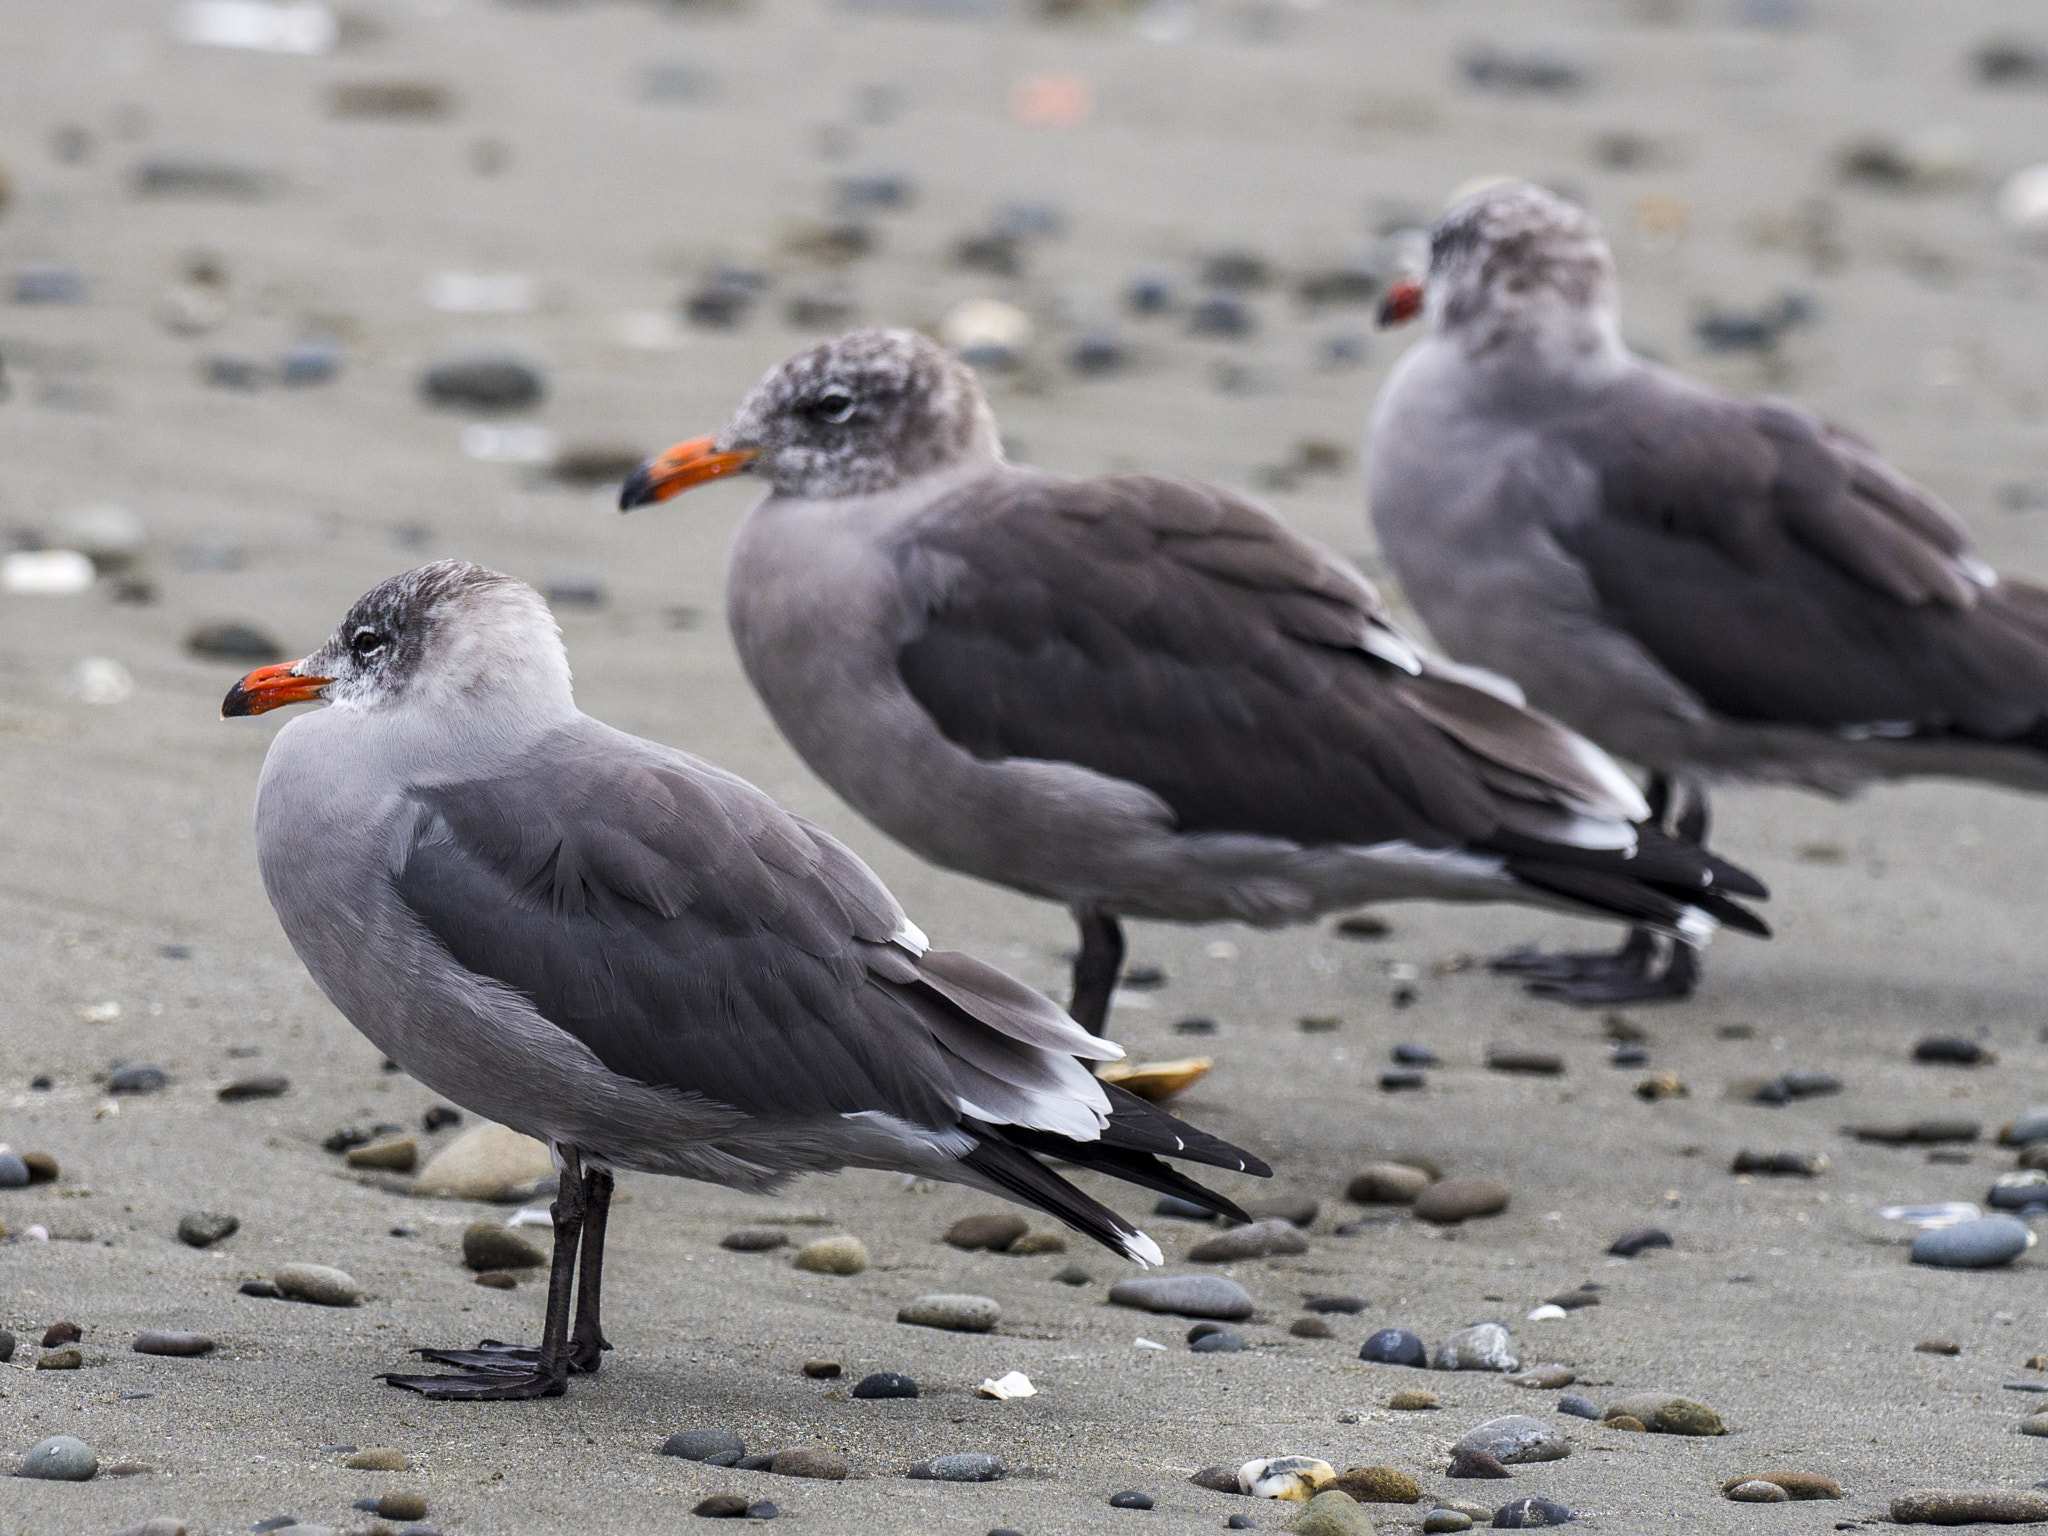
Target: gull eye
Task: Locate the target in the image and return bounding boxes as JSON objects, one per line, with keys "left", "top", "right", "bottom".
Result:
{"left": 806, "top": 388, "right": 857, "bottom": 425}
{"left": 350, "top": 627, "right": 388, "bottom": 661}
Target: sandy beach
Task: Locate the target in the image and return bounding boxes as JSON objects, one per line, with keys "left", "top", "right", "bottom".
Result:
{"left": 5, "top": 0, "right": 2048, "bottom": 1530}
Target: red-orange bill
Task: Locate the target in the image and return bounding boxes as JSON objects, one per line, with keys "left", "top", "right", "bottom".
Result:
{"left": 222, "top": 662, "right": 331, "bottom": 718}
{"left": 618, "top": 436, "right": 759, "bottom": 510}
{"left": 1378, "top": 278, "right": 1425, "bottom": 327}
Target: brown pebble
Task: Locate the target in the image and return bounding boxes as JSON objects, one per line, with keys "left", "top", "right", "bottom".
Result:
{"left": 1189, "top": 1465, "right": 1242, "bottom": 1493}
{"left": 694, "top": 1494, "right": 750, "bottom": 1517}
{"left": 1634, "top": 1073, "right": 1688, "bottom": 1101}
{"left": 802, "top": 1359, "right": 842, "bottom": 1379}
{"left": 1005, "top": 1230, "right": 1069, "bottom": 1255}
{"left": 945, "top": 1212, "right": 1029, "bottom": 1252}
{"left": 36, "top": 1347, "right": 83, "bottom": 1370}
{"left": 1290, "top": 1316, "right": 1335, "bottom": 1339}
{"left": 1388, "top": 1389, "right": 1439, "bottom": 1410}
{"left": 2028, "top": 1354, "right": 2048, "bottom": 1371}
{"left": 22, "top": 1150, "right": 59, "bottom": 1183}
{"left": 1446, "top": 1447, "right": 1510, "bottom": 1478}
{"left": 474, "top": 1270, "right": 518, "bottom": 1289}
{"left": 345, "top": 1448, "right": 410, "bottom": 1471}
{"left": 719, "top": 1226, "right": 790, "bottom": 1252}
{"left": 1413, "top": 1178, "right": 1510, "bottom": 1224}
{"left": 1721, "top": 1470, "right": 1844, "bottom": 1500}
{"left": 217, "top": 1074, "right": 291, "bottom": 1101}
{"left": 43, "top": 1321, "right": 82, "bottom": 1347}
{"left": 1485, "top": 1047, "right": 1563, "bottom": 1075}
{"left": 770, "top": 1446, "right": 848, "bottom": 1480}
{"left": 101, "top": 1461, "right": 156, "bottom": 1477}
{"left": 133, "top": 1330, "right": 215, "bottom": 1357}
{"left": 1891, "top": 1489, "right": 2048, "bottom": 1524}
{"left": 346, "top": 1135, "right": 419, "bottom": 1172}
{"left": 377, "top": 1492, "right": 428, "bottom": 1521}
{"left": 1506, "top": 1365, "right": 1575, "bottom": 1389}
{"left": 1346, "top": 1163, "right": 1432, "bottom": 1205}
{"left": 1916, "top": 1339, "right": 1962, "bottom": 1355}
{"left": 1604, "top": 1415, "right": 1646, "bottom": 1432}
{"left": 1333, "top": 1465, "right": 1422, "bottom": 1502}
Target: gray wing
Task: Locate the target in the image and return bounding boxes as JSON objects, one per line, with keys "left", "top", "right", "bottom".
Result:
{"left": 1547, "top": 373, "right": 2048, "bottom": 743}
{"left": 388, "top": 721, "right": 1118, "bottom": 1139}
{"left": 893, "top": 471, "right": 1644, "bottom": 849}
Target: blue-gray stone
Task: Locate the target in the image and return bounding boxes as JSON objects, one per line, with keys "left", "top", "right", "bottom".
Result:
{"left": 18, "top": 1434, "right": 97, "bottom": 1480}
{"left": 1190, "top": 1330, "right": 1246, "bottom": 1353}
{"left": 1109, "top": 1491, "right": 1155, "bottom": 1509}
{"left": 106, "top": 1064, "right": 169, "bottom": 1093}
{"left": 1987, "top": 1172, "right": 2048, "bottom": 1213}
{"left": 0, "top": 1152, "right": 28, "bottom": 1187}
{"left": 1912, "top": 1216, "right": 2033, "bottom": 1270}
{"left": 1108, "top": 1274, "right": 1254, "bottom": 1321}
{"left": 909, "top": 1453, "right": 1006, "bottom": 1482}
{"left": 1493, "top": 1497, "right": 1575, "bottom": 1527}
{"left": 661, "top": 1428, "right": 744, "bottom": 1463}
{"left": 2010, "top": 1107, "right": 2048, "bottom": 1147}
{"left": 1456, "top": 1414, "right": 1570, "bottom": 1464}
{"left": 1557, "top": 1394, "right": 1602, "bottom": 1420}
{"left": 851, "top": 1371, "right": 918, "bottom": 1399}
{"left": 1360, "top": 1327, "right": 1429, "bottom": 1367}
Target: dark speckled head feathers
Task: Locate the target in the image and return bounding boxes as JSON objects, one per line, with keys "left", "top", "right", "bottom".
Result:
{"left": 1426, "top": 182, "right": 1620, "bottom": 351}
{"left": 717, "top": 328, "right": 1003, "bottom": 499}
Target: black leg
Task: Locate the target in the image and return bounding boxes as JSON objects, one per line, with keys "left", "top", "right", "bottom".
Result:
{"left": 1643, "top": 770, "right": 1673, "bottom": 828}
{"left": 384, "top": 1150, "right": 585, "bottom": 1399}
{"left": 1067, "top": 906, "right": 1124, "bottom": 1039}
{"left": 1673, "top": 778, "right": 1710, "bottom": 846}
{"left": 1528, "top": 935, "right": 1701, "bottom": 1006}
{"left": 567, "top": 1166, "right": 614, "bottom": 1374}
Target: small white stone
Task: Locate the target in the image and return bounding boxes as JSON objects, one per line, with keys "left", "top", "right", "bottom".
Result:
{"left": 1526, "top": 1303, "right": 1568, "bottom": 1321}
{"left": 977, "top": 1370, "right": 1037, "bottom": 1400}
{"left": 4, "top": 549, "right": 96, "bottom": 595}
{"left": 939, "top": 298, "right": 1031, "bottom": 358}
{"left": 1237, "top": 1455, "right": 1335, "bottom": 1500}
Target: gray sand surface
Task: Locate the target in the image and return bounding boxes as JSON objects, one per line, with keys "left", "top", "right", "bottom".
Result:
{"left": 5, "top": 0, "right": 2048, "bottom": 1531}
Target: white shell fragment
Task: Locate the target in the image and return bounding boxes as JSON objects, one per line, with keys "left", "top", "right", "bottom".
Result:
{"left": 178, "top": 1, "right": 336, "bottom": 54}
{"left": 1133, "top": 1337, "right": 1167, "bottom": 1350}
{"left": 1525, "top": 1303, "right": 1569, "bottom": 1321}
{"left": 977, "top": 1371, "right": 1037, "bottom": 1400}
{"left": 3, "top": 550, "right": 96, "bottom": 595}
{"left": 1877, "top": 1202, "right": 1982, "bottom": 1229}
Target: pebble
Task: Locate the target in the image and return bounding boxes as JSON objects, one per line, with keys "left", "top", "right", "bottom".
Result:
{"left": 695, "top": 1495, "right": 750, "bottom": 1517}
{"left": 44, "top": 1321, "right": 81, "bottom": 1346}
{"left": 0, "top": 1332, "right": 11, "bottom": 1363}
{"left": 1346, "top": 1164, "right": 1431, "bottom": 1204}
{"left": 1189, "top": 1220, "right": 1309, "bottom": 1262}
{"left": 1491, "top": 1497, "right": 1577, "bottom": 1527}
{"left": 1913, "top": 1216, "right": 2034, "bottom": 1269}
{"left": 1730, "top": 1151, "right": 1827, "bottom": 1177}
{"left": 1109, "top": 1274, "right": 1255, "bottom": 1320}
{"left": 802, "top": 1359, "right": 841, "bottom": 1378}
{"left": 1425, "top": 1513, "right": 1476, "bottom": 1533}
{"left": 422, "top": 1105, "right": 463, "bottom": 1133}
{"left": 1415, "top": 1179, "right": 1509, "bottom": 1224}
{"left": 1507, "top": 1366, "right": 1574, "bottom": 1389}
{"left": 1606, "top": 1227, "right": 1671, "bottom": 1257}
{"left": 133, "top": 1331, "right": 214, "bottom": 1357}
{"left": 851, "top": 1371, "right": 918, "bottom": 1399}
{"left": 2020, "top": 1415, "right": 2048, "bottom": 1437}
{"left": 1457, "top": 1415, "right": 1570, "bottom": 1464}
{"left": 1188, "top": 295, "right": 1254, "bottom": 338}
{"left": 1433, "top": 1323, "right": 1519, "bottom": 1373}
{"left": 770, "top": 1446, "right": 847, "bottom": 1479}
{"left": 215, "top": 1074, "right": 290, "bottom": 1102}
{"left": 1557, "top": 1395, "right": 1602, "bottom": 1420}
{"left": 664, "top": 1429, "right": 745, "bottom": 1465}
{"left": 1053, "top": 1264, "right": 1093, "bottom": 1285}
{"left": 1289, "top": 1490, "right": 1376, "bottom": 1535}
{"left": 17, "top": 1150, "right": 53, "bottom": 1181}
{"left": 1988, "top": 1172, "right": 2048, "bottom": 1213}
{"left": 1485, "top": 1048, "right": 1563, "bottom": 1076}
{"left": 1721, "top": 1471, "right": 1843, "bottom": 1499}
{"left": 1380, "top": 1069, "right": 1428, "bottom": 1092}
{"left": 908, "top": 1453, "right": 1006, "bottom": 1481}
{"left": 1109, "top": 1490, "right": 1156, "bottom": 1509}
{"left": 1290, "top": 1317, "right": 1334, "bottom": 1339}
{"left": 378, "top": 1492, "right": 428, "bottom": 1520}
{"left": 273, "top": 1262, "right": 361, "bottom": 1307}
{"left": 345, "top": 1448, "right": 410, "bottom": 1470}
{"left": 793, "top": 1234, "right": 868, "bottom": 1275}
{"left": 1190, "top": 1465, "right": 1243, "bottom": 1492}
{"left": 37, "top": 1348, "right": 83, "bottom": 1369}
{"left": 1390, "top": 1388, "right": 1440, "bottom": 1410}
{"left": 1914, "top": 1037, "right": 1996, "bottom": 1066}
{"left": 1007, "top": 1231, "right": 1067, "bottom": 1254}
{"left": 472, "top": 1271, "right": 511, "bottom": 1289}
{"left": 463, "top": 1222, "right": 545, "bottom": 1271}
{"left": 18, "top": 1435, "right": 98, "bottom": 1480}
{"left": 1243, "top": 1195, "right": 1320, "bottom": 1227}
{"left": 1191, "top": 1330, "right": 1246, "bottom": 1353}
{"left": 1391, "top": 1042, "right": 1436, "bottom": 1064}
{"left": 0, "top": 1152, "right": 30, "bottom": 1187}
{"left": 421, "top": 354, "right": 545, "bottom": 412}
{"left": 1360, "top": 1328, "right": 1430, "bottom": 1368}
{"left": 238, "top": 1280, "right": 282, "bottom": 1299}
{"left": 1917, "top": 1339, "right": 1962, "bottom": 1354}
{"left": 1332, "top": 1466, "right": 1421, "bottom": 1502}
{"left": 414, "top": 1123, "right": 555, "bottom": 1201}
{"left": 185, "top": 624, "right": 283, "bottom": 664}
{"left": 898, "top": 1294, "right": 1000, "bottom": 1332}
{"left": 1604, "top": 1394, "right": 1725, "bottom": 1434}
{"left": 946, "top": 1213, "right": 1028, "bottom": 1251}
{"left": 106, "top": 1064, "right": 170, "bottom": 1094}
{"left": 1726, "top": 1480, "right": 1790, "bottom": 1503}
{"left": 2005, "top": 1108, "right": 2048, "bottom": 1147}
{"left": 1892, "top": 1490, "right": 2048, "bottom": 1524}
{"left": 1446, "top": 1448, "right": 1510, "bottom": 1479}
{"left": 348, "top": 1136, "right": 420, "bottom": 1172}
{"left": 721, "top": 1226, "right": 790, "bottom": 1252}
{"left": 1225, "top": 1519, "right": 1256, "bottom": 1532}
{"left": 1634, "top": 1073, "right": 1687, "bottom": 1101}
{"left": 1305, "top": 1295, "right": 1367, "bottom": 1314}
{"left": 1850, "top": 1118, "right": 1981, "bottom": 1145}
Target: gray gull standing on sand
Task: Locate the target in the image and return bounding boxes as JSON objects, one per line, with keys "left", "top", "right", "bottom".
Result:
{"left": 223, "top": 560, "right": 1268, "bottom": 1399}
{"left": 619, "top": 327, "right": 1766, "bottom": 1027}
{"left": 1368, "top": 181, "right": 2048, "bottom": 999}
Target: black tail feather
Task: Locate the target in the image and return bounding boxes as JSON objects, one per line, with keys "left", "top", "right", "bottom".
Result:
{"left": 1095, "top": 1083, "right": 1273, "bottom": 1176}
{"left": 959, "top": 1134, "right": 1158, "bottom": 1260}
{"left": 991, "top": 1122, "right": 1257, "bottom": 1223}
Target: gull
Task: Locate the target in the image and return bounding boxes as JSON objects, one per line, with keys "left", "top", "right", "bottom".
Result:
{"left": 1368, "top": 181, "right": 2048, "bottom": 996}
{"left": 620, "top": 327, "right": 1766, "bottom": 1016}
{"left": 222, "top": 560, "right": 1268, "bottom": 1399}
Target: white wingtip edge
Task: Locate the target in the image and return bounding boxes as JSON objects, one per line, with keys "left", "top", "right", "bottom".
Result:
{"left": 1122, "top": 1228, "right": 1165, "bottom": 1267}
{"left": 1677, "top": 907, "right": 1718, "bottom": 946}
